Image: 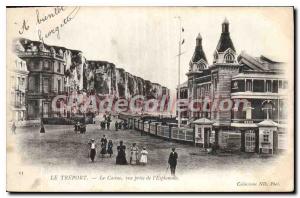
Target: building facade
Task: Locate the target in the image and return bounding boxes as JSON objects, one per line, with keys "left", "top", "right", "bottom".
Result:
{"left": 14, "top": 38, "right": 85, "bottom": 119}
{"left": 8, "top": 55, "right": 29, "bottom": 121}
{"left": 13, "top": 38, "right": 170, "bottom": 120}
{"left": 178, "top": 19, "right": 288, "bottom": 154}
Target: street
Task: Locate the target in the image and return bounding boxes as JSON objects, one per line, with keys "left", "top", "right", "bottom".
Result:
{"left": 13, "top": 120, "right": 277, "bottom": 176}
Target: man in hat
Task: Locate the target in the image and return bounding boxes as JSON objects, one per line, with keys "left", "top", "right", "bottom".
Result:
{"left": 88, "top": 139, "right": 97, "bottom": 162}
{"left": 168, "top": 147, "right": 178, "bottom": 176}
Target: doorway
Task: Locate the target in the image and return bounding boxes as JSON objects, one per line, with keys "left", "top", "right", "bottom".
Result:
{"left": 245, "top": 130, "right": 256, "bottom": 152}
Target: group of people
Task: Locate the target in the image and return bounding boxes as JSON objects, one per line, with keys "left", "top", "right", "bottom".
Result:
{"left": 116, "top": 142, "right": 148, "bottom": 166}
{"left": 88, "top": 138, "right": 178, "bottom": 176}
{"left": 100, "top": 114, "right": 112, "bottom": 130}
{"left": 88, "top": 135, "right": 113, "bottom": 162}
{"left": 88, "top": 139, "right": 149, "bottom": 166}
{"left": 74, "top": 122, "right": 86, "bottom": 134}
{"left": 114, "top": 120, "right": 128, "bottom": 131}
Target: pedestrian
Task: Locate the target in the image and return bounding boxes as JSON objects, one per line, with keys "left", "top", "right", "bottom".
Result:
{"left": 40, "top": 119, "right": 45, "bottom": 133}
{"left": 80, "top": 123, "right": 86, "bottom": 134}
{"left": 116, "top": 141, "right": 127, "bottom": 165}
{"left": 168, "top": 147, "right": 178, "bottom": 176}
{"left": 130, "top": 143, "right": 139, "bottom": 165}
{"left": 101, "top": 135, "right": 108, "bottom": 146}
{"left": 139, "top": 147, "right": 148, "bottom": 166}
{"left": 118, "top": 121, "right": 123, "bottom": 130}
{"left": 115, "top": 121, "right": 118, "bottom": 131}
{"left": 88, "top": 139, "right": 97, "bottom": 162}
{"left": 123, "top": 120, "right": 128, "bottom": 130}
{"left": 107, "top": 140, "right": 113, "bottom": 157}
{"left": 74, "top": 122, "right": 80, "bottom": 132}
{"left": 101, "top": 121, "right": 106, "bottom": 130}
{"left": 106, "top": 115, "right": 111, "bottom": 130}
{"left": 106, "top": 120, "right": 111, "bottom": 130}
{"left": 11, "top": 121, "right": 16, "bottom": 135}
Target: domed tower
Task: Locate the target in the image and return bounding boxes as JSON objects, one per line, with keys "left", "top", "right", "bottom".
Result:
{"left": 213, "top": 18, "right": 236, "bottom": 64}
{"left": 210, "top": 18, "right": 240, "bottom": 144}
{"left": 189, "top": 33, "right": 208, "bottom": 72}
{"left": 186, "top": 33, "right": 209, "bottom": 119}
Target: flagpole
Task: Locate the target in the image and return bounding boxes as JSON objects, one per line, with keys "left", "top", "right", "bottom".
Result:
{"left": 175, "top": 16, "right": 182, "bottom": 128}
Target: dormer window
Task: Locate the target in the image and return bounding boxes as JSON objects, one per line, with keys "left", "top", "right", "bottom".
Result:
{"left": 224, "top": 53, "right": 234, "bottom": 63}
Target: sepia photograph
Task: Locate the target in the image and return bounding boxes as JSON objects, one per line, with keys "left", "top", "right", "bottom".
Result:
{"left": 5, "top": 6, "right": 294, "bottom": 192}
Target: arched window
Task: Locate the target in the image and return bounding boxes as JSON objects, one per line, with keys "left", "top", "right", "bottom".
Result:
{"left": 224, "top": 53, "right": 234, "bottom": 63}
{"left": 262, "top": 100, "right": 274, "bottom": 120}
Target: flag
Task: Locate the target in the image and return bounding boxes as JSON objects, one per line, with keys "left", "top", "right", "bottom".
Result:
{"left": 181, "top": 39, "right": 185, "bottom": 45}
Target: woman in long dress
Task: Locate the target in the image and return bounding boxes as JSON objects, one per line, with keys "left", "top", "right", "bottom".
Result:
{"left": 116, "top": 141, "right": 127, "bottom": 165}
{"left": 139, "top": 147, "right": 148, "bottom": 166}
{"left": 40, "top": 119, "right": 45, "bottom": 133}
{"left": 130, "top": 143, "right": 139, "bottom": 165}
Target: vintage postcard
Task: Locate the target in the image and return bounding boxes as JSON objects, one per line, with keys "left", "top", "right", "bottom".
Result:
{"left": 6, "top": 6, "right": 294, "bottom": 192}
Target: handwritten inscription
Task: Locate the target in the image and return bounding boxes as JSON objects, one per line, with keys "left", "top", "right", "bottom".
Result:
{"left": 36, "top": 6, "right": 65, "bottom": 25}
{"left": 17, "top": 20, "right": 30, "bottom": 35}
{"left": 16, "top": 6, "right": 80, "bottom": 43}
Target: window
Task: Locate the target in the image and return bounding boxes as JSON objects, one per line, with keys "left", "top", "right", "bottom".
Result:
{"left": 198, "top": 128, "right": 202, "bottom": 139}
{"left": 214, "top": 77, "right": 218, "bottom": 90}
{"left": 279, "top": 80, "right": 283, "bottom": 89}
{"left": 233, "top": 81, "right": 238, "bottom": 89}
{"left": 44, "top": 61, "right": 49, "bottom": 69}
{"left": 246, "top": 80, "right": 252, "bottom": 92}
{"left": 253, "top": 80, "right": 264, "bottom": 92}
{"left": 263, "top": 134, "right": 269, "bottom": 142}
{"left": 224, "top": 53, "right": 234, "bottom": 63}
{"left": 57, "top": 79, "right": 61, "bottom": 93}
{"left": 21, "top": 78, "right": 25, "bottom": 86}
{"left": 266, "top": 80, "right": 272, "bottom": 92}
{"left": 283, "top": 81, "right": 288, "bottom": 89}
{"left": 43, "top": 78, "right": 49, "bottom": 93}
{"left": 57, "top": 62, "right": 61, "bottom": 73}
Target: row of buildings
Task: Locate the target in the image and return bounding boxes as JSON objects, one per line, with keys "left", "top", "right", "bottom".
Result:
{"left": 9, "top": 38, "right": 169, "bottom": 121}
{"left": 176, "top": 19, "right": 288, "bottom": 154}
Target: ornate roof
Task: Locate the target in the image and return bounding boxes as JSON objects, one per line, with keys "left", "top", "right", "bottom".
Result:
{"left": 215, "top": 19, "right": 235, "bottom": 53}
{"left": 190, "top": 33, "right": 207, "bottom": 64}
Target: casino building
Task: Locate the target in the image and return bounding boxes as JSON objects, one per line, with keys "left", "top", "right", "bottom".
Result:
{"left": 179, "top": 19, "right": 288, "bottom": 154}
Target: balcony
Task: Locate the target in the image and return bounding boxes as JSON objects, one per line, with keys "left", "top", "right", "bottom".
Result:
{"left": 14, "top": 85, "right": 26, "bottom": 92}
{"left": 231, "top": 92, "right": 286, "bottom": 100}
{"left": 232, "top": 118, "right": 287, "bottom": 124}
{"left": 14, "top": 101, "right": 25, "bottom": 108}
{"left": 17, "top": 51, "right": 64, "bottom": 60}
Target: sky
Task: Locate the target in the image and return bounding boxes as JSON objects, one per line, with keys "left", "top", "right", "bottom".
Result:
{"left": 7, "top": 7, "right": 293, "bottom": 93}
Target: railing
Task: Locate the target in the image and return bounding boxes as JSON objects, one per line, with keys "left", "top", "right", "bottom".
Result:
{"left": 157, "top": 124, "right": 169, "bottom": 138}
{"left": 143, "top": 122, "right": 150, "bottom": 133}
{"left": 232, "top": 118, "right": 287, "bottom": 124}
{"left": 17, "top": 51, "right": 64, "bottom": 60}
{"left": 171, "top": 127, "right": 194, "bottom": 142}
{"left": 149, "top": 122, "right": 159, "bottom": 134}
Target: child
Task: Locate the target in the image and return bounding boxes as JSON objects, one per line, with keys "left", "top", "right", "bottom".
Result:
{"left": 139, "top": 147, "right": 148, "bottom": 165}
